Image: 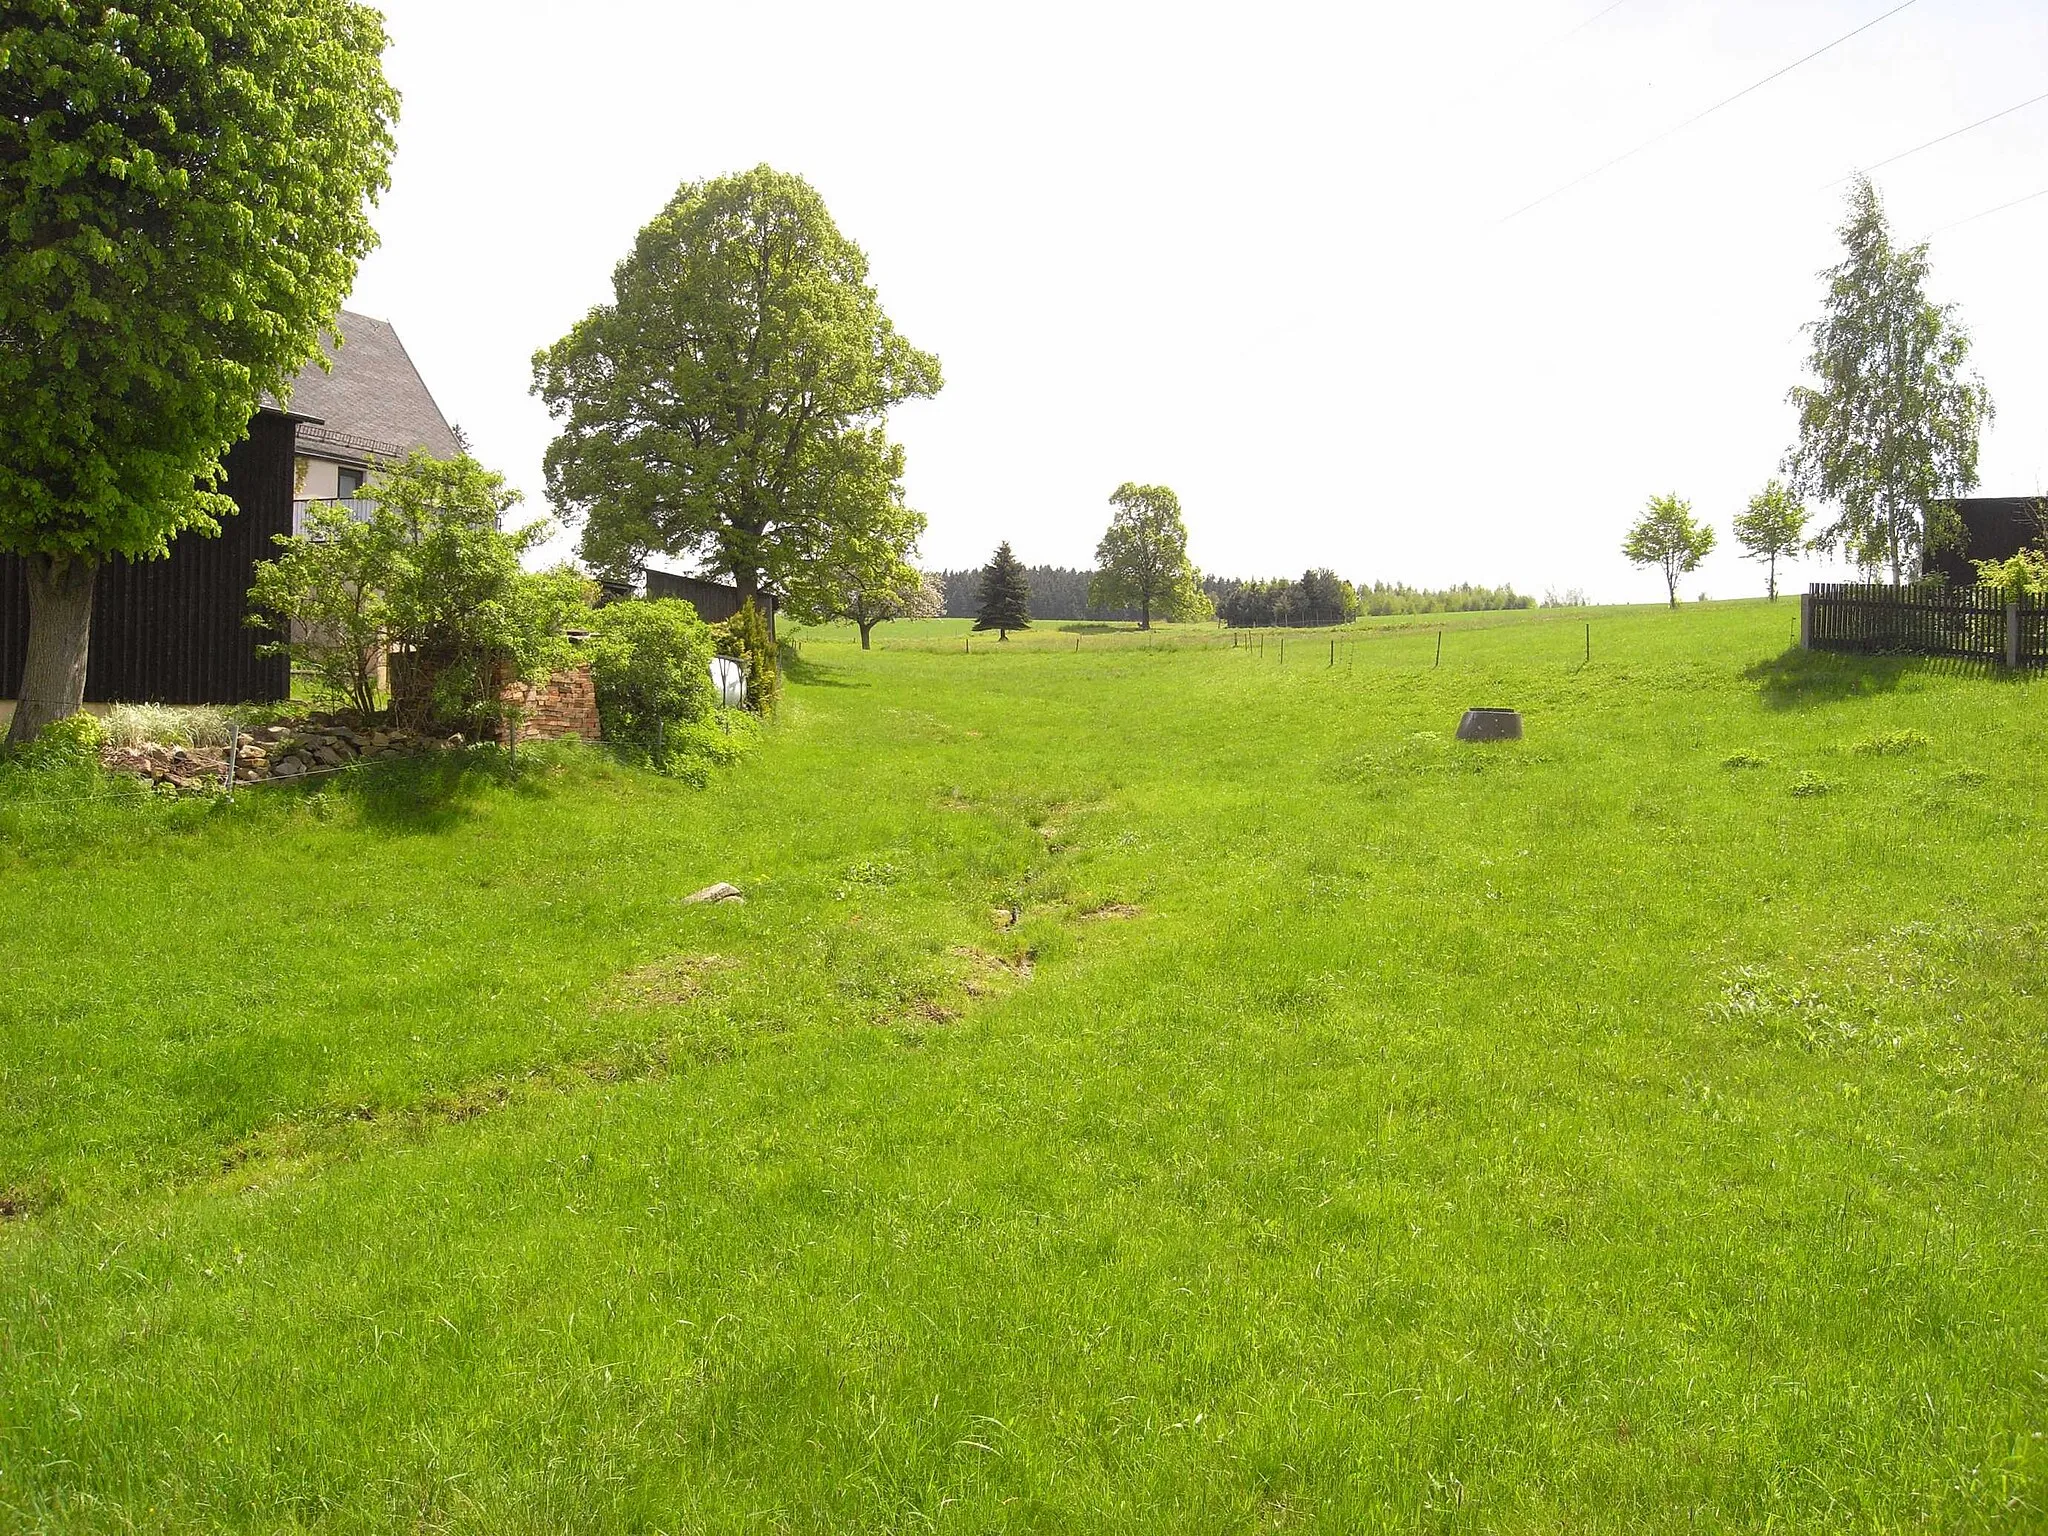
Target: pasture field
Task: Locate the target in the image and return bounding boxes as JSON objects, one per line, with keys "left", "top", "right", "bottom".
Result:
{"left": 3, "top": 599, "right": 2046, "bottom": 1531}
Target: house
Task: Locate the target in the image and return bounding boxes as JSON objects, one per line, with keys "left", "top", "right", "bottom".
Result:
{"left": 1924, "top": 497, "right": 2047, "bottom": 585}
{"left": 0, "top": 313, "right": 459, "bottom": 706}
{"left": 282, "top": 311, "right": 463, "bottom": 532}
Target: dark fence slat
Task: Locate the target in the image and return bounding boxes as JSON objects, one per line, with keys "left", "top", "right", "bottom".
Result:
{"left": 1807, "top": 582, "right": 2018, "bottom": 663}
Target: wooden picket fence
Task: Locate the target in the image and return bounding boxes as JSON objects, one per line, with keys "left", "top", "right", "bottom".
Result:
{"left": 1802, "top": 582, "right": 2046, "bottom": 665}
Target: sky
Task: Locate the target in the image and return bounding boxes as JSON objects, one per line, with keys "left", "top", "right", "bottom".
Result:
{"left": 344, "top": 0, "right": 2048, "bottom": 604}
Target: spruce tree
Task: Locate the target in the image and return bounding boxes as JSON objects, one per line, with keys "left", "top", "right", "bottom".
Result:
{"left": 975, "top": 542, "right": 1031, "bottom": 640}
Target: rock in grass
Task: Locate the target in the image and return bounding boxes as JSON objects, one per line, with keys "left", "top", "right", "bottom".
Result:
{"left": 686, "top": 882, "right": 745, "bottom": 905}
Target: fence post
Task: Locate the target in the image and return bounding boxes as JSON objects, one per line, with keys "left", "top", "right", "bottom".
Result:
{"left": 2007, "top": 602, "right": 2022, "bottom": 669}
{"left": 1799, "top": 591, "right": 1813, "bottom": 650}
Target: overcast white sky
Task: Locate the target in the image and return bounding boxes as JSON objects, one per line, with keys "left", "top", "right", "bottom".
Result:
{"left": 345, "top": 0, "right": 2048, "bottom": 603}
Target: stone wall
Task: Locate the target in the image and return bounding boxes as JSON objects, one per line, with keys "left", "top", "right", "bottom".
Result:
{"left": 497, "top": 660, "right": 601, "bottom": 746}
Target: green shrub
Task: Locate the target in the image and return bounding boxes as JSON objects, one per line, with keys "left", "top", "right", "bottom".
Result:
{"left": 714, "top": 598, "right": 780, "bottom": 713}
{"left": 1722, "top": 750, "right": 1771, "bottom": 770}
{"left": 1852, "top": 729, "right": 1931, "bottom": 756}
{"left": 1790, "top": 770, "right": 1835, "bottom": 798}
{"left": 587, "top": 599, "right": 718, "bottom": 773}
{"left": 8, "top": 711, "right": 105, "bottom": 772}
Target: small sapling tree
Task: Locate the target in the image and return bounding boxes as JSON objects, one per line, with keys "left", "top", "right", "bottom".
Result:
{"left": 1089, "top": 483, "right": 1208, "bottom": 629}
{"left": 1623, "top": 494, "right": 1716, "bottom": 607}
{"left": 246, "top": 502, "right": 403, "bottom": 716}
{"left": 975, "top": 543, "right": 1032, "bottom": 640}
{"left": 781, "top": 435, "right": 935, "bottom": 648}
{"left": 1732, "top": 480, "right": 1808, "bottom": 600}
{"left": 0, "top": 2, "right": 399, "bottom": 744}
{"left": 252, "top": 452, "right": 591, "bottom": 731}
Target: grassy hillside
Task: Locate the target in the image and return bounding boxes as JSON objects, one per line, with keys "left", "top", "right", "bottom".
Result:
{"left": 4, "top": 600, "right": 2045, "bottom": 1531}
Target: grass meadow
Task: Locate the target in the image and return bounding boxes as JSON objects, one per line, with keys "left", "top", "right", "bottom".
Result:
{"left": 3, "top": 599, "right": 2046, "bottom": 1531}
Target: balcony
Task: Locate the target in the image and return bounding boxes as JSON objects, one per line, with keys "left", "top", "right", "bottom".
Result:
{"left": 291, "top": 497, "right": 378, "bottom": 536}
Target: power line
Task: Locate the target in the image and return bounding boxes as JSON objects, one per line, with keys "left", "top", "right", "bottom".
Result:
{"left": 1554, "top": 0, "right": 1633, "bottom": 47}
{"left": 1501, "top": 0, "right": 1922, "bottom": 223}
{"left": 1825, "top": 87, "right": 2048, "bottom": 188}
{"left": 1923, "top": 184, "right": 2048, "bottom": 239}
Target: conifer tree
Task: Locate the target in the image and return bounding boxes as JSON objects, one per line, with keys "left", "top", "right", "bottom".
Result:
{"left": 975, "top": 542, "right": 1031, "bottom": 640}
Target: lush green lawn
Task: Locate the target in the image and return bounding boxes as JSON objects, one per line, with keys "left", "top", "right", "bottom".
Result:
{"left": 3, "top": 599, "right": 2045, "bottom": 1531}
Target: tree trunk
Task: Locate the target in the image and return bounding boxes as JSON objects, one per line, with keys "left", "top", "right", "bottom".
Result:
{"left": 858, "top": 620, "right": 874, "bottom": 650}
{"left": 999, "top": 629, "right": 1008, "bottom": 641}
{"left": 1139, "top": 591, "right": 1151, "bottom": 630}
{"left": 6, "top": 553, "right": 98, "bottom": 746}
{"left": 1767, "top": 554, "right": 1778, "bottom": 601}
{"left": 1665, "top": 566, "right": 1678, "bottom": 608}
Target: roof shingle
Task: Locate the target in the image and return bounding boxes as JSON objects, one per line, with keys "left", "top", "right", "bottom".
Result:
{"left": 275, "top": 311, "right": 462, "bottom": 464}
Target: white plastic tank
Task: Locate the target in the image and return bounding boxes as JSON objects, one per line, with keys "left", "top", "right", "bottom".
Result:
{"left": 710, "top": 655, "right": 746, "bottom": 708}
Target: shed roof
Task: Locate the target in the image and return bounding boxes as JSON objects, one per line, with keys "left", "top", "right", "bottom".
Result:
{"left": 273, "top": 311, "right": 461, "bottom": 465}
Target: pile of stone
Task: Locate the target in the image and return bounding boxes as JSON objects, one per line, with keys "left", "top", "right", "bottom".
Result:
{"left": 101, "top": 742, "right": 235, "bottom": 793}
{"left": 100, "top": 714, "right": 465, "bottom": 793}
{"left": 249, "top": 718, "right": 460, "bottom": 782}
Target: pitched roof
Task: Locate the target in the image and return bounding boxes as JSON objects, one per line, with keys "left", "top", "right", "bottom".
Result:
{"left": 275, "top": 310, "right": 462, "bottom": 464}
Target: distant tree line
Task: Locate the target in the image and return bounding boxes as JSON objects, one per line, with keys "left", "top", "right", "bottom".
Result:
{"left": 939, "top": 564, "right": 1534, "bottom": 626}
{"left": 1355, "top": 581, "right": 1535, "bottom": 616}
{"left": 936, "top": 566, "right": 1140, "bottom": 622}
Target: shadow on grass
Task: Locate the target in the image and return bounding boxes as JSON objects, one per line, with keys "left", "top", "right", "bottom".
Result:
{"left": 1054, "top": 622, "right": 1132, "bottom": 634}
{"left": 782, "top": 652, "right": 867, "bottom": 690}
{"left": 1745, "top": 646, "right": 2014, "bottom": 710}
{"left": 344, "top": 749, "right": 518, "bottom": 833}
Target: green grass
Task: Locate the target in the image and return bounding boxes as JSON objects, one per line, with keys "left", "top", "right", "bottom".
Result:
{"left": 4, "top": 599, "right": 2046, "bottom": 1531}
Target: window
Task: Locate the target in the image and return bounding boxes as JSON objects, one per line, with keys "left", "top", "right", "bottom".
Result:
{"left": 337, "top": 467, "right": 365, "bottom": 499}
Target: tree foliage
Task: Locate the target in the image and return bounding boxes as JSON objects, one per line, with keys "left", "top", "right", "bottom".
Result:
{"left": 778, "top": 433, "right": 933, "bottom": 648}
{"left": 1089, "top": 483, "right": 1208, "bottom": 629}
{"left": 245, "top": 502, "right": 399, "bottom": 716}
{"left": 586, "top": 598, "right": 719, "bottom": 771}
{"left": 532, "top": 165, "right": 942, "bottom": 601}
{"left": 1623, "top": 493, "right": 1716, "bottom": 607}
{"left": 249, "top": 452, "right": 591, "bottom": 729}
{"left": 1786, "top": 178, "right": 1992, "bottom": 584}
{"left": 1210, "top": 570, "right": 1359, "bottom": 627}
{"left": 1732, "top": 479, "right": 1808, "bottom": 600}
{"left": 975, "top": 543, "right": 1031, "bottom": 639}
{"left": 0, "top": 0, "right": 399, "bottom": 742}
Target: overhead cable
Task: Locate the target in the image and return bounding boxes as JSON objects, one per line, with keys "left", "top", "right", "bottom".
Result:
{"left": 1825, "top": 87, "right": 2048, "bottom": 187}
{"left": 1923, "top": 184, "right": 2048, "bottom": 239}
{"left": 1501, "top": 0, "right": 1922, "bottom": 223}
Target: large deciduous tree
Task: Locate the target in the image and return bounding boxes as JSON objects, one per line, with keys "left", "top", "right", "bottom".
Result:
{"left": 1732, "top": 479, "right": 1808, "bottom": 600}
{"left": 532, "top": 165, "right": 942, "bottom": 606}
{"left": 974, "top": 542, "right": 1031, "bottom": 640}
{"left": 1786, "top": 177, "right": 1992, "bottom": 585}
{"left": 1623, "top": 493, "right": 1716, "bottom": 607}
{"left": 1089, "top": 482, "right": 1208, "bottom": 629}
{"left": 779, "top": 431, "right": 935, "bottom": 648}
{"left": 1, "top": 2, "right": 399, "bottom": 744}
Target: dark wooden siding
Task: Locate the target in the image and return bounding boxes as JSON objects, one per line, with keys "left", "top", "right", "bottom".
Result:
{"left": 1925, "top": 498, "right": 2048, "bottom": 585}
{"left": 642, "top": 569, "right": 777, "bottom": 634}
{"left": 0, "top": 411, "right": 295, "bottom": 704}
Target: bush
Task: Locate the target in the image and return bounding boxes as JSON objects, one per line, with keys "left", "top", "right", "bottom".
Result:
{"left": 714, "top": 598, "right": 780, "bottom": 712}
{"left": 586, "top": 599, "right": 718, "bottom": 772}
{"left": 249, "top": 451, "right": 594, "bottom": 729}
{"left": 5, "top": 711, "right": 104, "bottom": 771}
